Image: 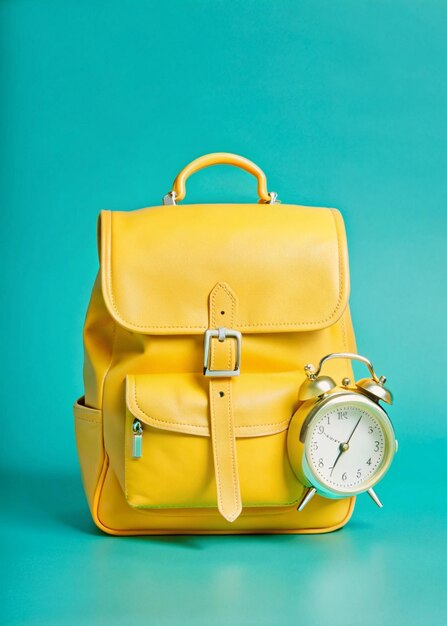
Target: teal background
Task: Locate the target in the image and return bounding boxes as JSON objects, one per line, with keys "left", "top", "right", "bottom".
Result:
{"left": 1, "top": 1, "right": 446, "bottom": 625}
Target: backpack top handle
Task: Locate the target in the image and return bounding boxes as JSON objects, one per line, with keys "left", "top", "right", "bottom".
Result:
{"left": 162, "top": 152, "right": 278, "bottom": 205}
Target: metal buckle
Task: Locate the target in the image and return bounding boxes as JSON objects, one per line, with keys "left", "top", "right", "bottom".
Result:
{"left": 203, "top": 327, "right": 242, "bottom": 377}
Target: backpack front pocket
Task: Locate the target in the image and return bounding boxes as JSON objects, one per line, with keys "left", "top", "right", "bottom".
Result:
{"left": 124, "top": 372, "right": 304, "bottom": 510}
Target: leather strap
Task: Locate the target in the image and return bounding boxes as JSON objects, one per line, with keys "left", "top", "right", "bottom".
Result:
{"left": 170, "top": 153, "right": 271, "bottom": 203}
{"left": 207, "top": 283, "right": 242, "bottom": 522}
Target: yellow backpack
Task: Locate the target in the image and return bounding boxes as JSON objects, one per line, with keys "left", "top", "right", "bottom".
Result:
{"left": 74, "top": 152, "right": 358, "bottom": 535}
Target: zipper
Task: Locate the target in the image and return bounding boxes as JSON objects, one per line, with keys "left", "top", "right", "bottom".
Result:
{"left": 132, "top": 419, "right": 143, "bottom": 458}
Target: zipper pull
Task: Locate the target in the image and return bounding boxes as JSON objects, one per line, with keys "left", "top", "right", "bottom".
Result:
{"left": 132, "top": 419, "right": 143, "bottom": 458}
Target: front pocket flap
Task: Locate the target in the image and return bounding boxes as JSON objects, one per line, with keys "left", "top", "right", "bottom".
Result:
{"left": 126, "top": 372, "right": 299, "bottom": 437}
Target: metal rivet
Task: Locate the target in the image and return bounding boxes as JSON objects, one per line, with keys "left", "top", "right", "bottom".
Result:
{"left": 219, "top": 391, "right": 225, "bottom": 397}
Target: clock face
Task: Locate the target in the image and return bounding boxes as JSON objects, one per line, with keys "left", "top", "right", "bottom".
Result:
{"left": 305, "top": 397, "right": 392, "bottom": 494}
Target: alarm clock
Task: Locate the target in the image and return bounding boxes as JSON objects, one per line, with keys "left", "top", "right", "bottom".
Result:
{"left": 287, "top": 352, "right": 398, "bottom": 511}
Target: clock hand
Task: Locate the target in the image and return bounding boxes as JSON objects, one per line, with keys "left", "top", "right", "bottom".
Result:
{"left": 329, "top": 445, "right": 346, "bottom": 476}
{"left": 330, "top": 442, "right": 349, "bottom": 476}
{"left": 346, "top": 416, "right": 362, "bottom": 445}
{"left": 329, "top": 417, "right": 362, "bottom": 476}
{"left": 323, "top": 432, "right": 342, "bottom": 444}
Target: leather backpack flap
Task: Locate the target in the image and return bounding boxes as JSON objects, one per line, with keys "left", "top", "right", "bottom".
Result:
{"left": 99, "top": 203, "right": 349, "bottom": 334}
{"left": 124, "top": 372, "right": 303, "bottom": 510}
{"left": 97, "top": 202, "right": 354, "bottom": 523}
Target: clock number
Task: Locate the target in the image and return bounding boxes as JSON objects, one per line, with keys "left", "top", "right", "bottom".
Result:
{"left": 342, "top": 472, "right": 347, "bottom": 481}
{"left": 366, "top": 457, "right": 372, "bottom": 466}
{"left": 356, "top": 469, "right": 362, "bottom": 479}
{"left": 326, "top": 415, "right": 331, "bottom": 426}
{"left": 318, "top": 458, "right": 324, "bottom": 468}
{"left": 374, "top": 441, "right": 380, "bottom": 452}
{"left": 368, "top": 426, "right": 373, "bottom": 434}
{"left": 337, "top": 410, "right": 348, "bottom": 420}
{"left": 318, "top": 426, "right": 324, "bottom": 434}
{"left": 311, "top": 442, "right": 318, "bottom": 451}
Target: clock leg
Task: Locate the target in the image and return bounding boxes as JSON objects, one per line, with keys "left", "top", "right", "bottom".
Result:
{"left": 367, "top": 488, "right": 383, "bottom": 508}
{"left": 297, "top": 487, "right": 317, "bottom": 511}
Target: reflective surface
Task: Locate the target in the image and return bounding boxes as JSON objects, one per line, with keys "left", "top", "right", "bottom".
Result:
{"left": 2, "top": 459, "right": 446, "bottom": 626}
